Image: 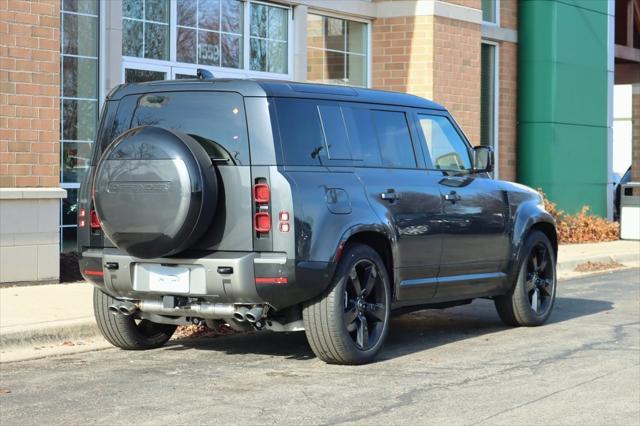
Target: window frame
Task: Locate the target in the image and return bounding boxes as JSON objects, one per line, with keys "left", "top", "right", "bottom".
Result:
{"left": 480, "top": 40, "right": 500, "bottom": 178}
{"left": 306, "top": 10, "right": 372, "bottom": 88}
{"left": 413, "top": 110, "right": 475, "bottom": 174}
{"left": 121, "top": 0, "right": 294, "bottom": 81}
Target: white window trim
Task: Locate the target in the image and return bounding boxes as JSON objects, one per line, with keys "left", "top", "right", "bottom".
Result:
{"left": 121, "top": 0, "right": 294, "bottom": 83}
{"left": 306, "top": 10, "right": 372, "bottom": 88}
{"left": 481, "top": 40, "right": 500, "bottom": 179}
{"left": 482, "top": 0, "right": 500, "bottom": 26}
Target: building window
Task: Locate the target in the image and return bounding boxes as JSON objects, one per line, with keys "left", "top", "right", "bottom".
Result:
{"left": 60, "top": 0, "right": 100, "bottom": 252}
{"left": 481, "top": 0, "right": 499, "bottom": 24}
{"left": 176, "top": 0, "right": 243, "bottom": 68}
{"left": 122, "top": 0, "right": 170, "bottom": 60}
{"left": 249, "top": 2, "right": 288, "bottom": 73}
{"left": 307, "top": 14, "right": 368, "bottom": 87}
{"left": 123, "top": 0, "right": 290, "bottom": 78}
{"left": 480, "top": 42, "right": 499, "bottom": 177}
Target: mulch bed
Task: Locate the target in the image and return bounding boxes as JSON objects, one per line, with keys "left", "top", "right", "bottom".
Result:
{"left": 60, "top": 252, "right": 83, "bottom": 283}
{"left": 574, "top": 261, "right": 625, "bottom": 273}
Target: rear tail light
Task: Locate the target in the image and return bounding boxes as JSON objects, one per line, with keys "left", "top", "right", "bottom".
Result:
{"left": 253, "top": 180, "right": 271, "bottom": 236}
{"left": 90, "top": 209, "right": 101, "bottom": 230}
{"left": 254, "top": 212, "right": 271, "bottom": 232}
{"left": 253, "top": 183, "right": 270, "bottom": 203}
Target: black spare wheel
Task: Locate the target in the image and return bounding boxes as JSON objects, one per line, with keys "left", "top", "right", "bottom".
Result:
{"left": 94, "top": 126, "right": 218, "bottom": 259}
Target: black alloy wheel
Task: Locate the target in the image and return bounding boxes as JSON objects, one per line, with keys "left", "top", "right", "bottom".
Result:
{"left": 525, "top": 242, "right": 555, "bottom": 315}
{"left": 343, "top": 259, "right": 388, "bottom": 350}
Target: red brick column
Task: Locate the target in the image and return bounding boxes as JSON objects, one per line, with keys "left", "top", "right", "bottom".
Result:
{"left": 0, "top": 0, "right": 60, "bottom": 188}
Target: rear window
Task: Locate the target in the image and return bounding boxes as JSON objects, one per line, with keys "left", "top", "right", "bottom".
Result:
{"left": 130, "top": 92, "right": 249, "bottom": 165}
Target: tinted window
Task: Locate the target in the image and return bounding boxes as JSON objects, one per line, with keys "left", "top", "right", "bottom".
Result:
{"left": 417, "top": 115, "right": 471, "bottom": 171}
{"left": 275, "top": 98, "right": 326, "bottom": 166}
{"left": 318, "top": 104, "right": 352, "bottom": 160}
{"left": 131, "top": 92, "right": 249, "bottom": 165}
{"left": 341, "top": 106, "right": 381, "bottom": 166}
{"left": 371, "top": 110, "right": 416, "bottom": 168}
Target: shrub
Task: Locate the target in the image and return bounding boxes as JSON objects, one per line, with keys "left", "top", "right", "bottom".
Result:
{"left": 538, "top": 190, "right": 619, "bottom": 244}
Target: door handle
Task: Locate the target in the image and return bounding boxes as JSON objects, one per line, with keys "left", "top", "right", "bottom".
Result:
{"left": 380, "top": 189, "right": 399, "bottom": 201}
{"left": 443, "top": 191, "right": 462, "bottom": 202}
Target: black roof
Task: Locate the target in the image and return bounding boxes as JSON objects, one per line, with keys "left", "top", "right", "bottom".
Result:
{"left": 108, "top": 78, "right": 446, "bottom": 110}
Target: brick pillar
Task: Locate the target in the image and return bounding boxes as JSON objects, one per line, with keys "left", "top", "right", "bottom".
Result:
{"left": 432, "top": 16, "right": 481, "bottom": 146}
{"left": 0, "top": 0, "right": 65, "bottom": 284}
{"left": 0, "top": 0, "right": 60, "bottom": 188}
{"left": 371, "top": 3, "right": 481, "bottom": 146}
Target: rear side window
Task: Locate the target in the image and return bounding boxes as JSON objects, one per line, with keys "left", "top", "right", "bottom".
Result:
{"left": 275, "top": 98, "right": 358, "bottom": 166}
{"left": 371, "top": 110, "right": 416, "bottom": 168}
{"left": 130, "top": 92, "right": 249, "bottom": 165}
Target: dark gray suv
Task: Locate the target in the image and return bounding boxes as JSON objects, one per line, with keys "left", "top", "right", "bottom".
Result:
{"left": 79, "top": 78, "right": 557, "bottom": 365}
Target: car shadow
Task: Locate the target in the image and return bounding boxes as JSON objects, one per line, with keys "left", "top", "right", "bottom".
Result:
{"left": 166, "top": 297, "right": 613, "bottom": 363}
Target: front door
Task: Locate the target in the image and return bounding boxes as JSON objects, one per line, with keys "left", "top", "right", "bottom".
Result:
{"left": 415, "top": 113, "right": 509, "bottom": 298}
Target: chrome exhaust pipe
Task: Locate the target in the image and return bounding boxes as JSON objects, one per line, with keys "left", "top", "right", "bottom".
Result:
{"left": 245, "top": 306, "right": 264, "bottom": 323}
{"left": 109, "top": 301, "right": 137, "bottom": 316}
{"left": 233, "top": 307, "right": 249, "bottom": 322}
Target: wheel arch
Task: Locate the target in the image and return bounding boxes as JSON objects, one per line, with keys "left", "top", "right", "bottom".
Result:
{"left": 335, "top": 227, "right": 396, "bottom": 296}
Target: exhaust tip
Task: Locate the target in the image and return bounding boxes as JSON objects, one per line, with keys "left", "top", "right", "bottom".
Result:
{"left": 118, "top": 306, "right": 132, "bottom": 316}
{"left": 233, "top": 307, "right": 249, "bottom": 322}
{"left": 245, "top": 306, "right": 264, "bottom": 323}
{"left": 108, "top": 305, "right": 120, "bottom": 316}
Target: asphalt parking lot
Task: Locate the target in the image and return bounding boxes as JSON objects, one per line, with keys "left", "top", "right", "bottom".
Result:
{"left": 1, "top": 268, "right": 639, "bottom": 425}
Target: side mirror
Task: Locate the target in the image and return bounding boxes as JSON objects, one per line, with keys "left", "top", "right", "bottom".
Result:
{"left": 473, "top": 146, "right": 494, "bottom": 173}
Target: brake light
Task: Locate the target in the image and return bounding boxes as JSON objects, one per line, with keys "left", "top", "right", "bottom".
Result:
{"left": 79, "top": 209, "right": 86, "bottom": 228}
{"left": 254, "top": 212, "right": 271, "bottom": 232}
{"left": 253, "top": 183, "right": 270, "bottom": 203}
{"left": 90, "top": 209, "right": 101, "bottom": 229}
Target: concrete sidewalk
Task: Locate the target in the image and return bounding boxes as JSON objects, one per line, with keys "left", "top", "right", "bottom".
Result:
{"left": 1, "top": 240, "right": 638, "bottom": 357}
{"left": 557, "top": 240, "right": 640, "bottom": 272}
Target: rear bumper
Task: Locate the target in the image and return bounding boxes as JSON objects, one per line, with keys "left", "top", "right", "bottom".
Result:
{"left": 79, "top": 248, "right": 334, "bottom": 310}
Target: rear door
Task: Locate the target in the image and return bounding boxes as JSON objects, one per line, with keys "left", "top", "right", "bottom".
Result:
{"left": 414, "top": 112, "right": 510, "bottom": 298}
{"left": 343, "top": 104, "right": 445, "bottom": 301}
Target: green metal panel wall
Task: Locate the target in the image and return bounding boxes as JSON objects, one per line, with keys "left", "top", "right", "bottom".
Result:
{"left": 518, "top": 0, "right": 609, "bottom": 216}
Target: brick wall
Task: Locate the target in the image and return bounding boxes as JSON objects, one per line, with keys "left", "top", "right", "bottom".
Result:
{"left": 633, "top": 86, "right": 640, "bottom": 182}
{"left": 0, "top": 0, "right": 60, "bottom": 188}
{"left": 371, "top": 14, "right": 481, "bottom": 146}
{"left": 500, "top": 0, "right": 518, "bottom": 29}
{"left": 498, "top": 41, "right": 517, "bottom": 181}
{"left": 432, "top": 16, "right": 481, "bottom": 146}
{"left": 371, "top": 15, "right": 434, "bottom": 96}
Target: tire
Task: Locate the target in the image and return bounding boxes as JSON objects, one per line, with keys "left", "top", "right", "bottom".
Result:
{"left": 495, "top": 230, "right": 557, "bottom": 326}
{"left": 93, "top": 288, "right": 176, "bottom": 350}
{"left": 303, "top": 244, "right": 391, "bottom": 365}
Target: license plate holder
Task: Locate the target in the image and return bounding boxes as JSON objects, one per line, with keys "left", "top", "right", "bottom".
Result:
{"left": 144, "top": 264, "right": 190, "bottom": 293}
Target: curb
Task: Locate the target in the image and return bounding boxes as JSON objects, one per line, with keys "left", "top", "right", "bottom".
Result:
{"left": 557, "top": 253, "right": 640, "bottom": 273}
{"left": 0, "top": 318, "right": 99, "bottom": 350}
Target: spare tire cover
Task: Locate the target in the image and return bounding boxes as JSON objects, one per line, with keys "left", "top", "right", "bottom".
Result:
{"left": 94, "top": 126, "right": 218, "bottom": 259}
